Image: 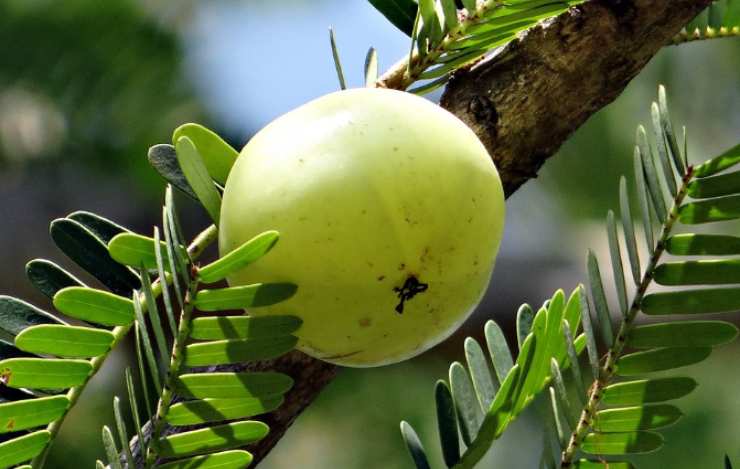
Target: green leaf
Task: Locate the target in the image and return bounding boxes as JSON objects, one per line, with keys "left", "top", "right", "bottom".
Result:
{"left": 549, "top": 359, "right": 574, "bottom": 426}
{"left": 605, "top": 212, "right": 628, "bottom": 316}
{"left": 658, "top": 85, "right": 685, "bottom": 176}
{"left": 0, "top": 396, "right": 68, "bottom": 434}
{"left": 113, "top": 396, "right": 134, "bottom": 469}
{"left": 0, "top": 296, "right": 63, "bottom": 337}
{"left": 578, "top": 286, "right": 600, "bottom": 380}
{"left": 581, "top": 431, "right": 663, "bottom": 455}
{"left": 563, "top": 286, "right": 582, "bottom": 337}
{"left": 465, "top": 337, "right": 496, "bottom": 410}
{"left": 654, "top": 259, "right": 740, "bottom": 285}
{"left": 101, "top": 425, "right": 122, "bottom": 469}
{"left": 158, "top": 450, "right": 253, "bottom": 469}
{"left": 138, "top": 268, "right": 169, "bottom": 366}
{"left": 133, "top": 296, "right": 162, "bottom": 395}
{"left": 15, "top": 325, "right": 114, "bottom": 358}
{"left": 434, "top": 380, "right": 459, "bottom": 467}
{"left": 148, "top": 144, "right": 198, "bottom": 199}
{"left": 687, "top": 170, "right": 740, "bottom": 199}
{"left": 400, "top": 421, "right": 431, "bottom": 469}
{"left": 67, "top": 211, "right": 128, "bottom": 244}
{"left": 627, "top": 321, "right": 738, "bottom": 348}
{"left": 637, "top": 126, "right": 668, "bottom": 222}
{"left": 562, "top": 322, "right": 586, "bottom": 402}
{"left": 364, "top": 47, "right": 378, "bottom": 86}
{"left": 25, "top": 260, "right": 85, "bottom": 300}
{"left": 616, "top": 347, "right": 712, "bottom": 376}
{"left": 173, "top": 123, "right": 239, "bottom": 185}
{"left": 601, "top": 377, "right": 698, "bottom": 406}
{"left": 0, "top": 430, "right": 50, "bottom": 468}
{"left": 650, "top": 102, "right": 678, "bottom": 196}
{"left": 53, "top": 287, "right": 135, "bottom": 327}
{"left": 50, "top": 218, "right": 140, "bottom": 296}
{"left": 593, "top": 404, "right": 682, "bottom": 432}
{"left": 107, "top": 233, "right": 183, "bottom": 271}
{"left": 368, "top": 0, "right": 419, "bottom": 36}
{"left": 153, "top": 227, "right": 177, "bottom": 337}
{"left": 666, "top": 233, "right": 740, "bottom": 255}
{"left": 548, "top": 386, "right": 569, "bottom": 445}
{"left": 449, "top": 361, "right": 483, "bottom": 445}
{"left": 642, "top": 287, "right": 740, "bottom": 315}
{"left": 193, "top": 284, "right": 298, "bottom": 311}
{"left": 190, "top": 315, "right": 302, "bottom": 340}
{"left": 166, "top": 396, "right": 283, "bottom": 426}
{"left": 516, "top": 304, "right": 534, "bottom": 351}
{"left": 329, "top": 27, "right": 347, "bottom": 90}
{"left": 634, "top": 147, "right": 655, "bottom": 256}
{"left": 158, "top": 421, "right": 268, "bottom": 458}
{"left": 125, "top": 368, "right": 145, "bottom": 451}
{"left": 176, "top": 372, "right": 293, "bottom": 399}
{"left": 678, "top": 195, "right": 740, "bottom": 224}
{"left": 0, "top": 358, "right": 92, "bottom": 389}
{"left": 573, "top": 459, "right": 634, "bottom": 468}
{"left": 484, "top": 319, "right": 513, "bottom": 384}
{"left": 184, "top": 336, "right": 298, "bottom": 367}
{"left": 726, "top": 0, "right": 740, "bottom": 25}
{"left": 175, "top": 136, "right": 222, "bottom": 224}
{"left": 197, "top": 231, "right": 279, "bottom": 284}
{"left": 586, "top": 251, "right": 614, "bottom": 347}
{"left": 693, "top": 142, "right": 740, "bottom": 177}
{"left": 440, "top": 0, "right": 459, "bottom": 31}
{"left": 619, "top": 177, "right": 641, "bottom": 284}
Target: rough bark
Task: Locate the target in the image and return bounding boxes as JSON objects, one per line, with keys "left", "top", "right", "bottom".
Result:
{"left": 132, "top": 0, "right": 712, "bottom": 466}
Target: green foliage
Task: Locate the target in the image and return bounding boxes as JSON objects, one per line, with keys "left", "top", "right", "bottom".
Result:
{"left": 400, "top": 287, "right": 587, "bottom": 468}
{"left": 673, "top": 0, "right": 740, "bottom": 44}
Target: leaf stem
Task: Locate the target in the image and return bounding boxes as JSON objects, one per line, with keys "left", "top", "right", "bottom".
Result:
{"left": 31, "top": 224, "right": 218, "bottom": 469}
{"left": 560, "top": 169, "right": 693, "bottom": 466}
{"left": 144, "top": 275, "right": 199, "bottom": 466}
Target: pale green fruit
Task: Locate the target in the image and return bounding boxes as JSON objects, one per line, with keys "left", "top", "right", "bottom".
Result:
{"left": 219, "top": 88, "right": 505, "bottom": 367}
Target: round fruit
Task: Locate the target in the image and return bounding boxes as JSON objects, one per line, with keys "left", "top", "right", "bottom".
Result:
{"left": 219, "top": 88, "right": 505, "bottom": 367}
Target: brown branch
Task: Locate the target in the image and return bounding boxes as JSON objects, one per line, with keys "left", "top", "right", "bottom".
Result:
{"left": 129, "top": 1, "right": 712, "bottom": 466}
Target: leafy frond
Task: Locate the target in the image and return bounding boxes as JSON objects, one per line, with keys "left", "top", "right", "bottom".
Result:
{"left": 672, "top": 0, "right": 740, "bottom": 45}
{"left": 400, "top": 287, "right": 588, "bottom": 468}
{"left": 543, "top": 85, "right": 740, "bottom": 467}
{"left": 94, "top": 128, "right": 302, "bottom": 468}
{"left": 371, "top": 0, "right": 586, "bottom": 92}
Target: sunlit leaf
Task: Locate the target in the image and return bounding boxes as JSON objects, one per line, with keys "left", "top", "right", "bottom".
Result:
{"left": 693, "top": 142, "right": 740, "bottom": 177}
{"left": 666, "top": 233, "right": 740, "bottom": 255}
{"left": 687, "top": 170, "right": 740, "bottom": 199}
{"left": 176, "top": 372, "right": 293, "bottom": 399}
{"left": 166, "top": 396, "right": 283, "bottom": 426}
{"left": 158, "top": 421, "right": 268, "bottom": 458}
{"left": 0, "top": 430, "right": 50, "bottom": 468}
{"left": 101, "top": 425, "right": 122, "bottom": 469}
{"left": 601, "top": 377, "right": 697, "bottom": 406}
{"left": 107, "top": 232, "right": 183, "bottom": 271}
{"left": 0, "top": 358, "right": 92, "bottom": 389}
{"left": 175, "top": 136, "right": 222, "bottom": 224}
{"left": 173, "top": 123, "right": 238, "bottom": 185}
{"left": 184, "top": 336, "right": 298, "bottom": 367}
{"left": 642, "top": 287, "right": 740, "bottom": 315}
{"left": 0, "top": 396, "right": 68, "bottom": 434}
{"left": 627, "top": 321, "right": 737, "bottom": 348}
{"left": 593, "top": 404, "right": 682, "bottom": 432}
{"left": 581, "top": 431, "right": 663, "bottom": 455}
{"left": 15, "top": 325, "right": 114, "bottom": 358}
{"left": 197, "top": 231, "right": 279, "bottom": 284}
{"left": 678, "top": 195, "right": 740, "bottom": 224}
{"left": 193, "top": 284, "right": 298, "bottom": 311}
{"left": 616, "top": 347, "right": 711, "bottom": 376}
{"left": 158, "top": 450, "right": 254, "bottom": 469}
{"left": 53, "top": 287, "right": 134, "bottom": 327}
{"left": 190, "top": 315, "right": 302, "bottom": 341}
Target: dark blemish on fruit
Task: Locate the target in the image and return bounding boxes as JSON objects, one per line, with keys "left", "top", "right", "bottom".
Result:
{"left": 359, "top": 318, "right": 371, "bottom": 328}
{"left": 393, "top": 146, "right": 399, "bottom": 152}
{"left": 393, "top": 275, "right": 429, "bottom": 314}
{"left": 361, "top": 209, "right": 367, "bottom": 215}
{"left": 377, "top": 275, "right": 386, "bottom": 281}
{"left": 398, "top": 263, "right": 406, "bottom": 271}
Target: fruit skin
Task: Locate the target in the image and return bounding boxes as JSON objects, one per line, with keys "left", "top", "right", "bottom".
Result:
{"left": 219, "top": 88, "right": 505, "bottom": 367}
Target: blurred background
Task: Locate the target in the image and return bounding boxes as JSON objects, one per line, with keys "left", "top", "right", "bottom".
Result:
{"left": 0, "top": 0, "right": 738, "bottom": 467}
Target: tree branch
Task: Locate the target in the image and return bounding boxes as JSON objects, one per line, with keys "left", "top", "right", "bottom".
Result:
{"left": 130, "top": 1, "right": 712, "bottom": 466}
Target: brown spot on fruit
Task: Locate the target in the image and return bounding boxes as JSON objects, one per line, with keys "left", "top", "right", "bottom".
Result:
{"left": 377, "top": 275, "right": 386, "bottom": 281}
{"left": 393, "top": 275, "right": 429, "bottom": 314}
{"left": 359, "top": 318, "right": 372, "bottom": 328}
